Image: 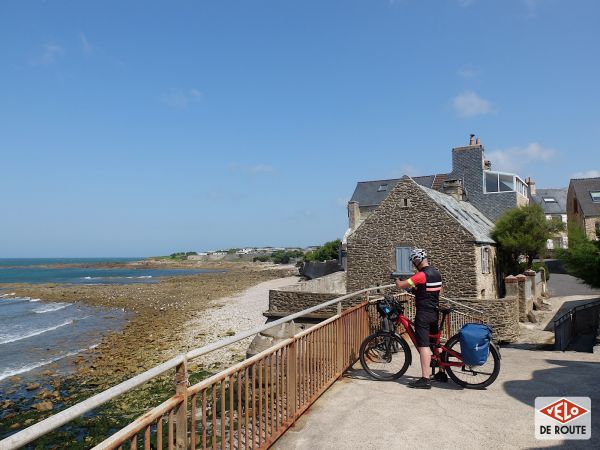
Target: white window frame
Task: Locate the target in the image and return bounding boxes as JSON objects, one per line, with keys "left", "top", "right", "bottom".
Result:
{"left": 483, "top": 171, "right": 528, "bottom": 197}
{"left": 481, "top": 247, "right": 491, "bottom": 274}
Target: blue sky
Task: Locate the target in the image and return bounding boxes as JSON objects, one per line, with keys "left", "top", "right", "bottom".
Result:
{"left": 1, "top": 0, "right": 599, "bottom": 257}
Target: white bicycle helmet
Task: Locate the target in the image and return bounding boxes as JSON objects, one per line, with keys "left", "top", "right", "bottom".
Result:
{"left": 409, "top": 248, "right": 427, "bottom": 264}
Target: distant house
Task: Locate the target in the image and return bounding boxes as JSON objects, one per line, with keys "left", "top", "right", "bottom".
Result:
{"left": 567, "top": 177, "right": 600, "bottom": 240}
{"left": 346, "top": 176, "right": 498, "bottom": 299}
{"left": 528, "top": 182, "right": 568, "bottom": 249}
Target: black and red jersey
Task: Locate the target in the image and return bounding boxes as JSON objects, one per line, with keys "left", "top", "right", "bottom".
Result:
{"left": 407, "top": 265, "right": 442, "bottom": 310}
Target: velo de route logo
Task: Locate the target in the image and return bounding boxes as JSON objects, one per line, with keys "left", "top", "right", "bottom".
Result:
{"left": 535, "top": 397, "right": 591, "bottom": 440}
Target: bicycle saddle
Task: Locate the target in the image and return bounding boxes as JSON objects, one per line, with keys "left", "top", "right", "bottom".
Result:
{"left": 439, "top": 307, "right": 453, "bottom": 314}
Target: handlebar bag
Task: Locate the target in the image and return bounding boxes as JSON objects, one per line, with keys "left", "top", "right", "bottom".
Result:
{"left": 459, "top": 323, "right": 492, "bottom": 366}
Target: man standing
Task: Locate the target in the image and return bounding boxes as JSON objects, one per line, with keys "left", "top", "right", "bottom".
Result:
{"left": 395, "top": 248, "right": 442, "bottom": 389}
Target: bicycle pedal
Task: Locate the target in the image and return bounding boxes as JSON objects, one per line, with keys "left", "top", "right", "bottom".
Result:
{"left": 433, "top": 371, "right": 448, "bottom": 383}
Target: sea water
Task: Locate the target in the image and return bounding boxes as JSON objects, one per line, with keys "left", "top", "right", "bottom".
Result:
{"left": 0, "top": 258, "right": 221, "bottom": 284}
{"left": 0, "top": 295, "right": 128, "bottom": 382}
{"left": 0, "top": 258, "right": 223, "bottom": 383}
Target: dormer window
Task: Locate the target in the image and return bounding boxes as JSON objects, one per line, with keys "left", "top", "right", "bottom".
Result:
{"left": 484, "top": 171, "right": 527, "bottom": 196}
{"left": 377, "top": 184, "right": 388, "bottom": 192}
{"left": 591, "top": 191, "right": 600, "bottom": 203}
{"left": 543, "top": 197, "right": 557, "bottom": 203}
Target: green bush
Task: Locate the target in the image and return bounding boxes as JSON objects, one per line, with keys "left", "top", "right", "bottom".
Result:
{"left": 271, "top": 249, "right": 304, "bottom": 264}
{"left": 532, "top": 262, "right": 550, "bottom": 281}
{"left": 304, "top": 239, "right": 341, "bottom": 262}
{"left": 557, "top": 225, "right": 600, "bottom": 288}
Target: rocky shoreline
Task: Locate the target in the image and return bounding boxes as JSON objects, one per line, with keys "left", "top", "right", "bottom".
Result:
{"left": 0, "top": 260, "right": 296, "bottom": 445}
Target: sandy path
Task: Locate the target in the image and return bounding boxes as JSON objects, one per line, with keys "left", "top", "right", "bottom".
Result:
{"left": 182, "top": 276, "right": 300, "bottom": 369}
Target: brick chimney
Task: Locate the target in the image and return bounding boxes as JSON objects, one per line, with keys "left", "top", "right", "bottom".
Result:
{"left": 348, "top": 201, "right": 360, "bottom": 230}
{"left": 527, "top": 177, "right": 536, "bottom": 196}
{"left": 442, "top": 179, "right": 465, "bottom": 201}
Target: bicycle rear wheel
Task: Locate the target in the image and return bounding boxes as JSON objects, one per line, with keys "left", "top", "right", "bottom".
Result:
{"left": 359, "top": 332, "right": 411, "bottom": 381}
{"left": 442, "top": 334, "right": 500, "bottom": 389}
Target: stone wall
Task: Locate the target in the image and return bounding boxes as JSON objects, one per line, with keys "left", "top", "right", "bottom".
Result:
{"left": 346, "top": 177, "right": 482, "bottom": 298}
{"left": 266, "top": 289, "right": 341, "bottom": 318}
{"left": 447, "top": 296, "right": 519, "bottom": 343}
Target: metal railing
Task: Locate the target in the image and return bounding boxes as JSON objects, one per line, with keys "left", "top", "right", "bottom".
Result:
{"left": 554, "top": 298, "right": 600, "bottom": 351}
{"left": 1, "top": 285, "right": 484, "bottom": 450}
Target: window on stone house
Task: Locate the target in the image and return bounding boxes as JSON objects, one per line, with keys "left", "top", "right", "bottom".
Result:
{"left": 377, "top": 184, "right": 388, "bottom": 192}
{"left": 394, "top": 247, "right": 412, "bottom": 275}
{"left": 573, "top": 199, "right": 578, "bottom": 213}
{"left": 591, "top": 191, "right": 600, "bottom": 203}
{"left": 481, "top": 247, "right": 491, "bottom": 274}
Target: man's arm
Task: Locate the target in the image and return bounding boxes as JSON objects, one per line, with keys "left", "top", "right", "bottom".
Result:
{"left": 395, "top": 271, "right": 426, "bottom": 290}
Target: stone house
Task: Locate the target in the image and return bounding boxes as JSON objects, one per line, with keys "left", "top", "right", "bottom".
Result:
{"left": 528, "top": 182, "right": 568, "bottom": 250}
{"left": 567, "top": 177, "right": 600, "bottom": 240}
{"left": 346, "top": 176, "right": 498, "bottom": 299}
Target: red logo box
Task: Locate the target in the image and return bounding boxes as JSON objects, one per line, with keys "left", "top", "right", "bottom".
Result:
{"left": 539, "top": 398, "right": 589, "bottom": 424}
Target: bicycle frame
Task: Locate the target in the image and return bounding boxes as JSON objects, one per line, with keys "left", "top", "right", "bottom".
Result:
{"left": 395, "top": 311, "right": 464, "bottom": 369}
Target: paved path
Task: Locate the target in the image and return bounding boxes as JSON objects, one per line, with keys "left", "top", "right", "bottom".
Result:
{"left": 274, "top": 348, "right": 600, "bottom": 449}
{"left": 546, "top": 272, "right": 600, "bottom": 298}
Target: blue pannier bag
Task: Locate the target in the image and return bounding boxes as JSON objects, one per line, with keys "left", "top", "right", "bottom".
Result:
{"left": 459, "top": 323, "right": 492, "bottom": 366}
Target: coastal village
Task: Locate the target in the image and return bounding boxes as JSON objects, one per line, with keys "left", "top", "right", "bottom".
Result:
{"left": 3, "top": 135, "right": 599, "bottom": 448}
{"left": 2, "top": 2, "right": 600, "bottom": 449}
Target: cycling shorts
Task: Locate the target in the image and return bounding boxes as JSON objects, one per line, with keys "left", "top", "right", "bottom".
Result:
{"left": 414, "top": 309, "right": 439, "bottom": 347}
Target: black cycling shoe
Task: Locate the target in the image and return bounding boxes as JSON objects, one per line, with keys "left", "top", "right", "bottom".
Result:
{"left": 408, "top": 377, "right": 431, "bottom": 389}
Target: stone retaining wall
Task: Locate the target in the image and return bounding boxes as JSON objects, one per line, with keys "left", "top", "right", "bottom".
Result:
{"left": 266, "top": 289, "right": 342, "bottom": 317}
{"left": 448, "top": 296, "right": 520, "bottom": 343}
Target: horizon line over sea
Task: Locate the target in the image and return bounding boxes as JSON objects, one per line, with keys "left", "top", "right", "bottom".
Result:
{"left": 0, "top": 258, "right": 223, "bottom": 285}
{"left": 0, "top": 257, "right": 225, "bottom": 388}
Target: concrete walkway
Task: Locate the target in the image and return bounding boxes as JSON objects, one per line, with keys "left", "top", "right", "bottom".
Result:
{"left": 274, "top": 347, "right": 600, "bottom": 449}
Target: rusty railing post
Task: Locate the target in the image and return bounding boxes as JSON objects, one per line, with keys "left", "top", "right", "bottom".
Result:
{"left": 175, "top": 358, "right": 188, "bottom": 450}
{"left": 336, "top": 301, "right": 343, "bottom": 376}
{"left": 287, "top": 338, "right": 297, "bottom": 422}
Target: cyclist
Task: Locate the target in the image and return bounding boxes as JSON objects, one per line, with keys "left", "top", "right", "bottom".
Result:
{"left": 395, "top": 248, "right": 442, "bottom": 389}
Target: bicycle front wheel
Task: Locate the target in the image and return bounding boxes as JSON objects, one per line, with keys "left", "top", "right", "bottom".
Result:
{"left": 359, "top": 332, "right": 411, "bottom": 381}
{"left": 442, "top": 334, "right": 501, "bottom": 389}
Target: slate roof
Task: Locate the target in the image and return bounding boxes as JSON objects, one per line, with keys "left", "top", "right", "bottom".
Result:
{"left": 530, "top": 188, "right": 567, "bottom": 215}
{"left": 416, "top": 182, "right": 496, "bottom": 244}
{"left": 571, "top": 177, "right": 600, "bottom": 217}
{"left": 350, "top": 174, "right": 446, "bottom": 206}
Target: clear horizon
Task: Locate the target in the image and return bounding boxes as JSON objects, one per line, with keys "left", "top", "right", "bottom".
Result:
{"left": 2, "top": 0, "right": 599, "bottom": 257}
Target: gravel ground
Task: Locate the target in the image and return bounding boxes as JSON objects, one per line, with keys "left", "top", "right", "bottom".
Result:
{"left": 182, "top": 276, "right": 300, "bottom": 369}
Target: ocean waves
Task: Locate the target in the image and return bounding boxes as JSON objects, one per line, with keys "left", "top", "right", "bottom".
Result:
{"left": 0, "top": 318, "right": 77, "bottom": 345}
{"left": 0, "top": 343, "right": 100, "bottom": 381}
{"left": 33, "top": 303, "right": 71, "bottom": 314}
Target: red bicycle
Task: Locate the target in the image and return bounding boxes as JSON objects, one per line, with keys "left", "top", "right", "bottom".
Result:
{"left": 359, "top": 297, "right": 501, "bottom": 389}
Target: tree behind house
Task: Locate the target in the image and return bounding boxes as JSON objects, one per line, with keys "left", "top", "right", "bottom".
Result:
{"left": 304, "top": 239, "right": 341, "bottom": 262}
{"left": 491, "top": 204, "right": 564, "bottom": 274}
